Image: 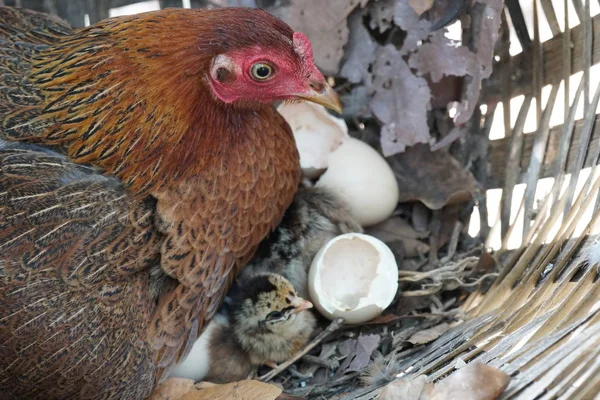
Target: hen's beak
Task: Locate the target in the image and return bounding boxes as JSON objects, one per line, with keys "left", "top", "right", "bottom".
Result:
{"left": 298, "top": 80, "right": 343, "bottom": 114}
{"left": 290, "top": 296, "right": 313, "bottom": 314}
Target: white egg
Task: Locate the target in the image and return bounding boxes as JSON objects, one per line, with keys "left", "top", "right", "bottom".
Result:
{"left": 316, "top": 137, "right": 399, "bottom": 227}
{"left": 308, "top": 233, "right": 399, "bottom": 324}
{"left": 278, "top": 102, "right": 348, "bottom": 178}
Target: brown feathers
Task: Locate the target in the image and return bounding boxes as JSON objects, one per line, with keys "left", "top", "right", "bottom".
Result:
{"left": 0, "top": 6, "right": 303, "bottom": 399}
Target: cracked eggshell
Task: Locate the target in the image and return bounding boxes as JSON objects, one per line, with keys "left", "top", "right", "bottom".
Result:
{"left": 308, "top": 233, "right": 399, "bottom": 324}
{"left": 316, "top": 137, "right": 400, "bottom": 227}
{"left": 278, "top": 102, "right": 348, "bottom": 178}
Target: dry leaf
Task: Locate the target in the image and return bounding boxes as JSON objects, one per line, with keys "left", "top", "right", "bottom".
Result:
{"left": 408, "top": 0, "right": 434, "bottom": 16}
{"left": 429, "top": 363, "right": 510, "bottom": 400}
{"left": 391, "top": 0, "right": 432, "bottom": 55}
{"left": 370, "top": 46, "right": 432, "bottom": 156}
{"left": 474, "top": 252, "right": 497, "bottom": 274}
{"left": 366, "top": 217, "right": 429, "bottom": 241}
{"left": 347, "top": 334, "right": 381, "bottom": 372}
{"left": 340, "top": 9, "right": 377, "bottom": 85}
{"left": 366, "top": 0, "right": 395, "bottom": 32}
{"left": 180, "top": 380, "right": 282, "bottom": 400}
{"left": 409, "top": 33, "right": 478, "bottom": 84}
{"left": 366, "top": 216, "right": 430, "bottom": 258}
{"left": 428, "top": 0, "right": 469, "bottom": 30}
{"left": 148, "top": 378, "right": 196, "bottom": 400}
{"left": 379, "top": 363, "right": 509, "bottom": 400}
{"left": 378, "top": 375, "right": 433, "bottom": 400}
{"left": 454, "top": 0, "right": 502, "bottom": 125}
{"left": 340, "top": 86, "right": 371, "bottom": 119}
{"left": 337, "top": 334, "right": 381, "bottom": 375}
{"left": 387, "top": 144, "right": 481, "bottom": 210}
{"left": 408, "top": 323, "right": 451, "bottom": 345}
{"left": 276, "top": 0, "right": 368, "bottom": 74}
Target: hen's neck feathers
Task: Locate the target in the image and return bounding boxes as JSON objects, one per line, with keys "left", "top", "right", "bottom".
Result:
{"left": 28, "top": 8, "right": 296, "bottom": 196}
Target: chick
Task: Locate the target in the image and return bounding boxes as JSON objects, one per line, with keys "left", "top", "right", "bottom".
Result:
{"left": 170, "top": 273, "right": 315, "bottom": 383}
{"left": 239, "top": 185, "right": 363, "bottom": 298}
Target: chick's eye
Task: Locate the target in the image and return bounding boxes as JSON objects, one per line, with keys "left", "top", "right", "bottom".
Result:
{"left": 251, "top": 63, "right": 273, "bottom": 81}
{"left": 266, "top": 310, "right": 283, "bottom": 321}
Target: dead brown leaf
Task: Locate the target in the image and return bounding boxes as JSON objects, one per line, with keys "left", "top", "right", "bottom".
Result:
{"left": 148, "top": 378, "right": 195, "bottom": 400}
{"left": 276, "top": 0, "right": 368, "bottom": 74}
{"left": 392, "top": 1, "right": 432, "bottom": 54}
{"left": 407, "top": 323, "right": 451, "bottom": 345}
{"left": 474, "top": 252, "right": 497, "bottom": 274}
{"left": 337, "top": 334, "right": 381, "bottom": 375}
{"left": 340, "top": 9, "right": 377, "bottom": 85}
{"left": 180, "top": 380, "right": 282, "bottom": 400}
{"left": 366, "top": 216, "right": 430, "bottom": 258}
{"left": 378, "top": 375, "right": 433, "bottom": 400}
{"left": 387, "top": 144, "right": 481, "bottom": 209}
{"left": 429, "top": 363, "right": 510, "bottom": 400}
{"left": 409, "top": 32, "right": 477, "bottom": 84}
{"left": 408, "top": 0, "right": 434, "bottom": 16}
{"left": 366, "top": 0, "right": 395, "bottom": 33}
{"left": 453, "top": 0, "right": 502, "bottom": 125}
{"left": 367, "top": 217, "right": 429, "bottom": 241}
{"left": 370, "top": 46, "right": 432, "bottom": 156}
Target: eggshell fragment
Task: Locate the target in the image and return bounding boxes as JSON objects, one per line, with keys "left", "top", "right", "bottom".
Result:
{"left": 278, "top": 102, "right": 348, "bottom": 178}
{"left": 316, "top": 137, "right": 400, "bottom": 227}
{"left": 308, "top": 233, "right": 399, "bottom": 324}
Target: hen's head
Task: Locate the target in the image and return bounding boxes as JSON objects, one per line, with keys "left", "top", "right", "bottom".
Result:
{"left": 202, "top": 9, "right": 341, "bottom": 112}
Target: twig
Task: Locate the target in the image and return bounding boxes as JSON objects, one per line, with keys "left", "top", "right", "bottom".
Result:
{"left": 259, "top": 318, "right": 345, "bottom": 382}
{"left": 428, "top": 210, "right": 442, "bottom": 266}
{"left": 440, "top": 221, "right": 463, "bottom": 264}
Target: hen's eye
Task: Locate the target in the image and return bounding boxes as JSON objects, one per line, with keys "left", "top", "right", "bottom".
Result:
{"left": 251, "top": 63, "right": 273, "bottom": 81}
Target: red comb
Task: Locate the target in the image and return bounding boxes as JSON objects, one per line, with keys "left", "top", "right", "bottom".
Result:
{"left": 292, "top": 32, "right": 314, "bottom": 62}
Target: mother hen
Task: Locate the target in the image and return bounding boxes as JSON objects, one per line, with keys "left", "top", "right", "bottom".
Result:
{"left": 0, "top": 6, "right": 340, "bottom": 399}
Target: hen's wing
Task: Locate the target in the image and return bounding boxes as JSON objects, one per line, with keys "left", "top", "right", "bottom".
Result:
{"left": 0, "top": 139, "right": 163, "bottom": 400}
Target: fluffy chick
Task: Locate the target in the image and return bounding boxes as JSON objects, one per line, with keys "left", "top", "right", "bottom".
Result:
{"left": 171, "top": 273, "right": 315, "bottom": 383}
{"left": 239, "top": 185, "right": 363, "bottom": 298}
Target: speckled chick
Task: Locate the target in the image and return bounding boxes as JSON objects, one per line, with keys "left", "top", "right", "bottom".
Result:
{"left": 171, "top": 273, "right": 315, "bottom": 383}
{"left": 239, "top": 185, "right": 363, "bottom": 299}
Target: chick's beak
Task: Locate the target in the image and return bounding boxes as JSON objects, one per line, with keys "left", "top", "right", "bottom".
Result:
{"left": 298, "top": 79, "right": 343, "bottom": 114}
{"left": 290, "top": 296, "right": 313, "bottom": 314}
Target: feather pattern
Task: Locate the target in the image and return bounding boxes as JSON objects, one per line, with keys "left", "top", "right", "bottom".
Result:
{"left": 0, "top": 6, "right": 301, "bottom": 398}
{"left": 0, "top": 140, "right": 162, "bottom": 399}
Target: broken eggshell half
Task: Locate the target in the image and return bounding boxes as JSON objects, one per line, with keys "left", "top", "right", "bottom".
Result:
{"left": 277, "top": 101, "right": 349, "bottom": 178}
{"left": 308, "top": 233, "right": 399, "bottom": 324}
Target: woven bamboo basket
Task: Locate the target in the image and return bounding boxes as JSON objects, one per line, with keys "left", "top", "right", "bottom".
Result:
{"left": 382, "top": 1, "right": 600, "bottom": 399}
